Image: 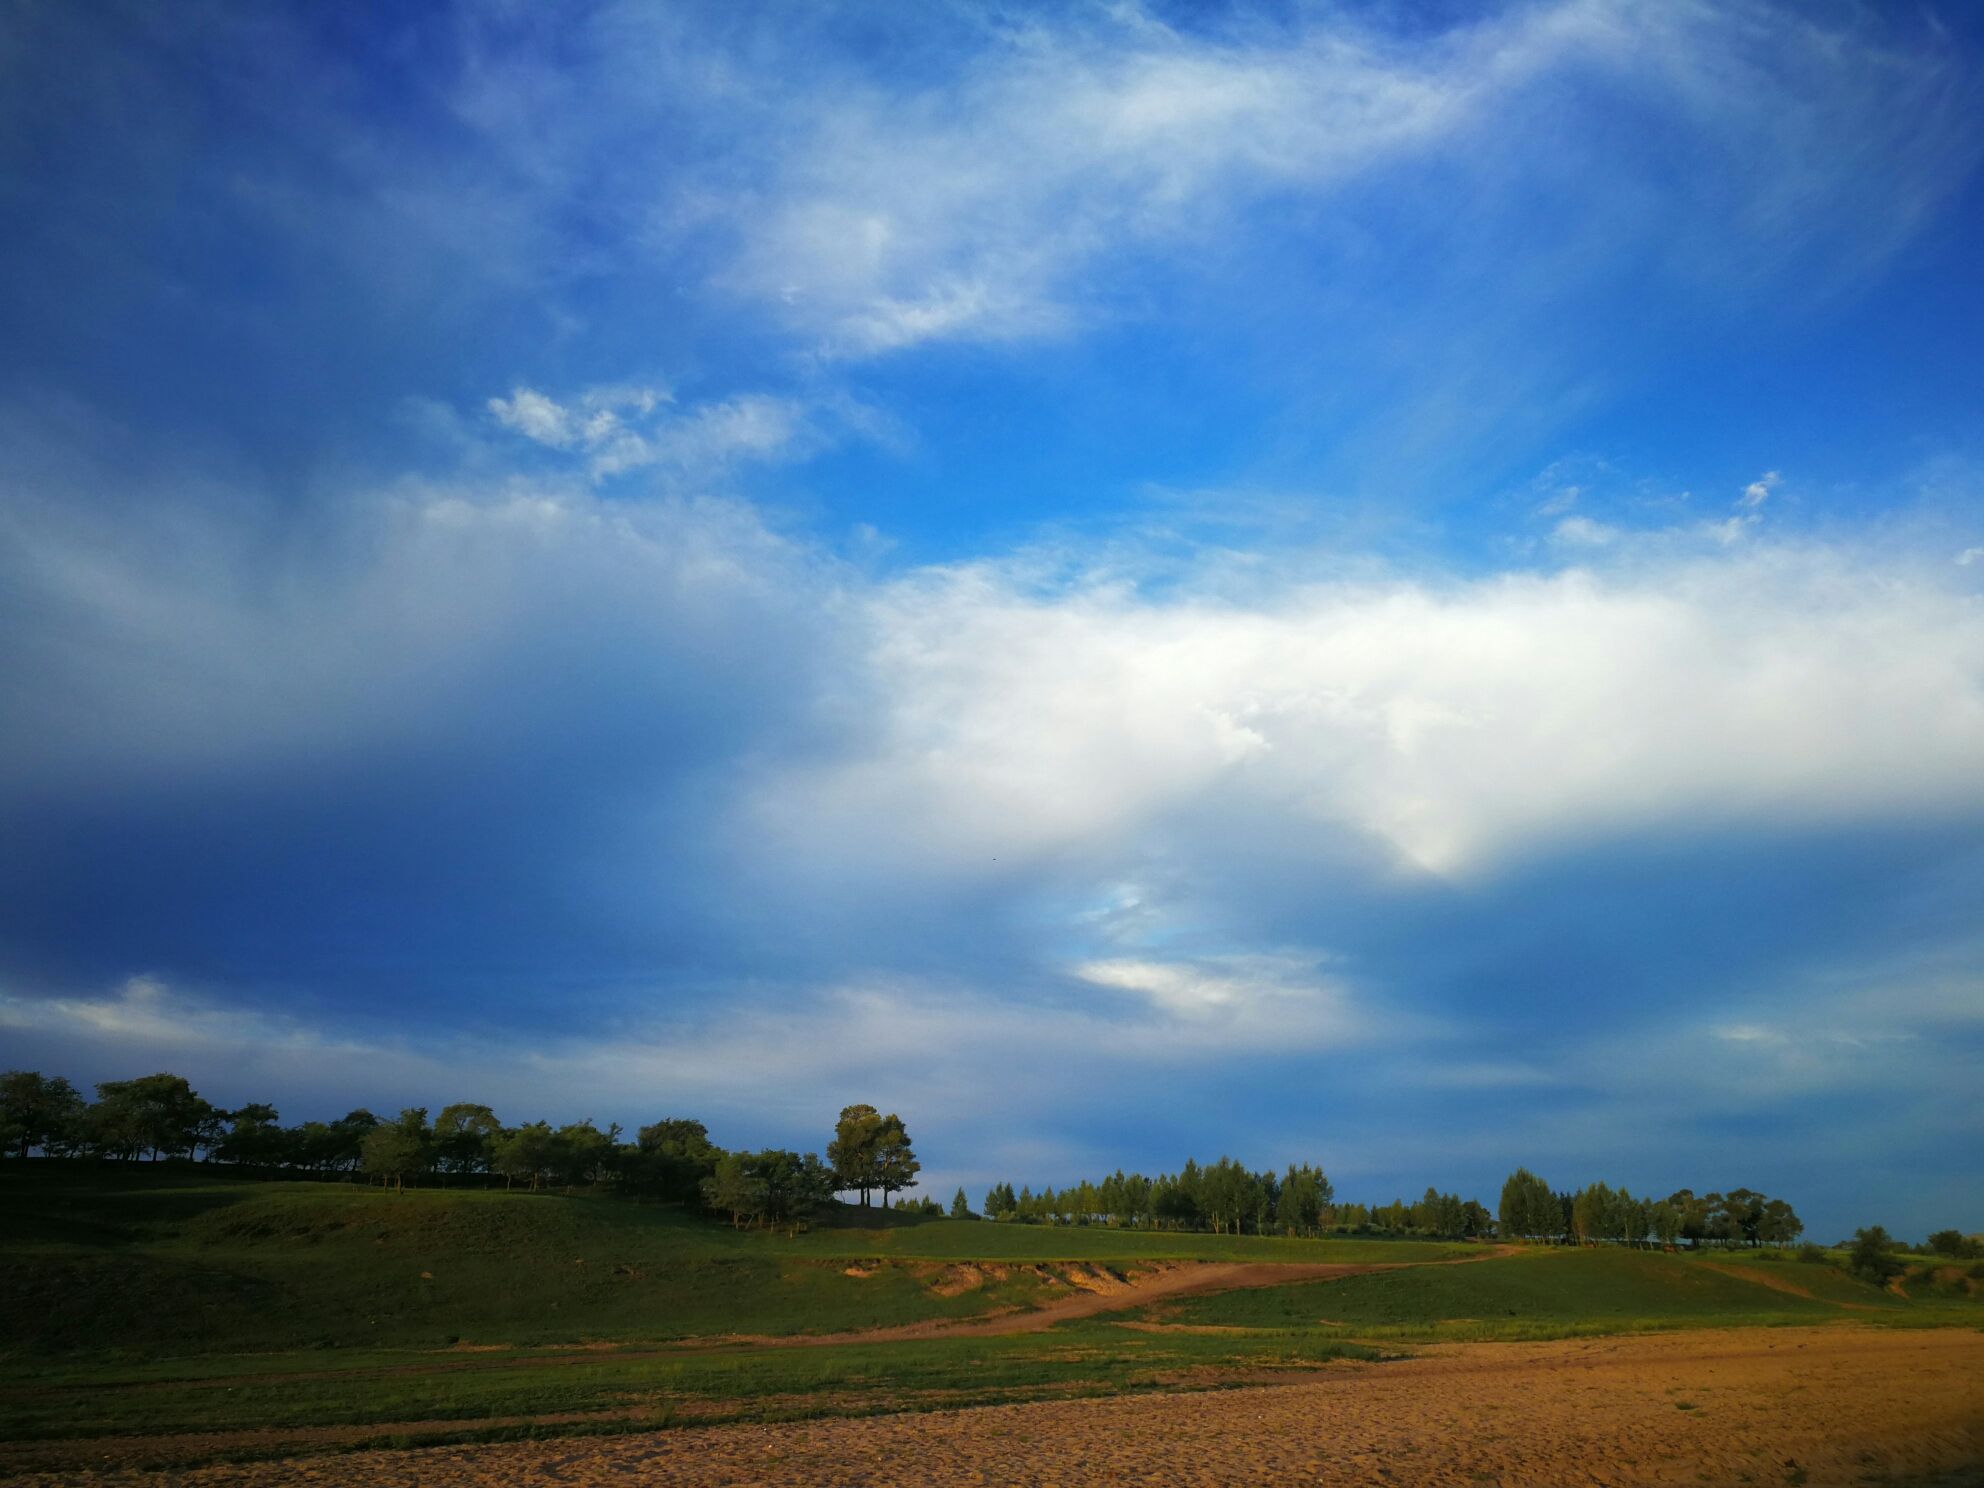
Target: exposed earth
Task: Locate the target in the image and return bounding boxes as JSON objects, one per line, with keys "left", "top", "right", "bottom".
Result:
{"left": 15, "top": 1324, "right": 1980, "bottom": 1487}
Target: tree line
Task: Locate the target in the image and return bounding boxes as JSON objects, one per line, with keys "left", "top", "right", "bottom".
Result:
{"left": 977, "top": 1164, "right": 1813, "bottom": 1246}
{"left": 0, "top": 1072, "right": 921, "bottom": 1233}
{"left": 982, "top": 1160, "right": 1374, "bottom": 1237}
{"left": 1498, "top": 1168, "right": 1803, "bottom": 1247}
{"left": 26, "top": 1069, "right": 1972, "bottom": 1252}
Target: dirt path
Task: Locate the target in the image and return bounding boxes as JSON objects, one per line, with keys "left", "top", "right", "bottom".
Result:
{"left": 738, "top": 1244, "right": 1522, "bottom": 1348}
{"left": 753, "top": 1259, "right": 1399, "bottom": 1345}
{"left": 17, "top": 1325, "right": 1978, "bottom": 1487}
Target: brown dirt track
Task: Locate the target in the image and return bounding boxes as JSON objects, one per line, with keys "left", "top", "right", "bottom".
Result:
{"left": 18, "top": 1325, "right": 1981, "bottom": 1488}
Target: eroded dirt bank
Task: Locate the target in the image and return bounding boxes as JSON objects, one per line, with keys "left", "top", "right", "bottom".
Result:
{"left": 20, "top": 1325, "right": 1982, "bottom": 1487}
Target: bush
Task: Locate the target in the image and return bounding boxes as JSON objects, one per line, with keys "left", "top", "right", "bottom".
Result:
{"left": 1926, "top": 1229, "right": 1982, "bottom": 1261}
{"left": 1795, "top": 1242, "right": 1827, "bottom": 1264}
{"left": 1848, "top": 1226, "right": 1904, "bottom": 1285}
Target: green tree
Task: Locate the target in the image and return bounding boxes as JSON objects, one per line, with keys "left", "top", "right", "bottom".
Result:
{"left": 872, "top": 1114, "right": 920, "bottom": 1208}
{"left": 628, "top": 1118, "right": 721, "bottom": 1202}
{"left": 551, "top": 1120, "right": 620, "bottom": 1187}
{"left": 702, "top": 1149, "right": 834, "bottom": 1233}
{"left": 90, "top": 1073, "right": 216, "bottom": 1161}
{"left": 361, "top": 1108, "right": 431, "bottom": 1193}
{"left": 1848, "top": 1225, "right": 1904, "bottom": 1285}
{"left": 1927, "top": 1229, "right": 1980, "bottom": 1260}
{"left": 1757, "top": 1197, "right": 1803, "bottom": 1245}
{"left": 492, "top": 1122, "right": 555, "bottom": 1191}
{"left": 432, "top": 1103, "right": 502, "bottom": 1179}
{"left": 1499, "top": 1168, "right": 1558, "bottom": 1242}
{"left": 703, "top": 1152, "right": 753, "bottom": 1226}
{"left": 321, "top": 1109, "right": 379, "bottom": 1172}
{"left": 949, "top": 1187, "right": 972, "bottom": 1219}
{"left": 213, "top": 1103, "right": 282, "bottom": 1166}
{"left": 0, "top": 1071, "right": 85, "bottom": 1159}
{"left": 828, "top": 1104, "right": 883, "bottom": 1206}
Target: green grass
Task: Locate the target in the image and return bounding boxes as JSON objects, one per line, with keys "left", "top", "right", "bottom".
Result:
{"left": 0, "top": 1327, "right": 1382, "bottom": 1451}
{"left": 1133, "top": 1245, "right": 1972, "bottom": 1341}
{"left": 0, "top": 1166, "right": 1464, "bottom": 1359}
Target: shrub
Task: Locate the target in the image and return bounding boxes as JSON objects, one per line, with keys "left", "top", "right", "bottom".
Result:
{"left": 1848, "top": 1226, "right": 1904, "bottom": 1285}
{"left": 1795, "top": 1242, "right": 1827, "bottom": 1264}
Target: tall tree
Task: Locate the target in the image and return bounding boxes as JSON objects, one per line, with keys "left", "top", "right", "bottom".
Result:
{"left": 492, "top": 1122, "right": 555, "bottom": 1191}
{"left": 0, "top": 1071, "right": 84, "bottom": 1159}
{"left": 361, "top": 1108, "right": 431, "bottom": 1193}
{"left": 872, "top": 1114, "right": 920, "bottom": 1208}
{"left": 828, "top": 1104, "right": 883, "bottom": 1206}
{"left": 432, "top": 1103, "right": 502, "bottom": 1178}
{"left": 1498, "top": 1168, "right": 1558, "bottom": 1241}
{"left": 214, "top": 1103, "right": 282, "bottom": 1166}
{"left": 627, "top": 1118, "right": 721, "bottom": 1201}
{"left": 91, "top": 1073, "right": 216, "bottom": 1161}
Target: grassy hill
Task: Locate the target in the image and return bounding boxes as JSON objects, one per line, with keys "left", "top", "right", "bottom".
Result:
{"left": 0, "top": 1166, "right": 1465, "bottom": 1358}
{"left": 1135, "top": 1245, "right": 1939, "bottom": 1339}
{"left": 3, "top": 1166, "right": 1978, "bottom": 1473}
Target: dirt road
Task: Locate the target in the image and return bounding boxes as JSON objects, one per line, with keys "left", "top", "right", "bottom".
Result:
{"left": 20, "top": 1325, "right": 1981, "bottom": 1487}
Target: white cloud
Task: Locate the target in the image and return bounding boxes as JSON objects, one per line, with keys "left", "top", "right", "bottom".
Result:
{"left": 752, "top": 538, "right": 1984, "bottom": 879}
{"left": 1550, "top": 514, "right": 1616, "bottom": 546}
{"left": 1072, "top": 953, "right": 1364, "bottom": 1046}
{"left": 1957, "top": 546, "right": 1983, "bottom": 566}
{"left": 487, "top": 387, "right": 581, "bottom": 447}
{"left": 676, "top": 3, "right": 1974, "bottom": 355}
{"left": 1739, "top": 470, "right": 1781, "bottom": 510}
{"left": 485, "top": 384, "right": 864, "bottom": 481}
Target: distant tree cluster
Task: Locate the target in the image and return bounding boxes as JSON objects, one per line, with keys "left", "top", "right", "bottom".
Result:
{"left": 826, "top": 1105, "right": 920, "bottom": 1208}
{"left": 1, "top": 1069, "right": 919, "bottom": 1235}
{"left": 981, "top": 1159, "right": 1340, "bottom": 1236}
{"left": 1499, "top": 1169, "right": 1804, "bottom": 1247}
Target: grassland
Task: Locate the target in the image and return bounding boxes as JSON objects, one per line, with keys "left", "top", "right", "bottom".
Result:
{"left": 1127, "top": 1244, "right": 1952, "bottom": 1340}
{"left": 0, "top": 1167, "right": 1466, "bottom": 1357}
{"left": 2, "top": 1165, "right": 1976, "bottom": 1475}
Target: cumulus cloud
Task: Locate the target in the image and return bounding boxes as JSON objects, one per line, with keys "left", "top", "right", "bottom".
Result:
{"left": 753, "top": 541, "right": 1984, "bottom": 880}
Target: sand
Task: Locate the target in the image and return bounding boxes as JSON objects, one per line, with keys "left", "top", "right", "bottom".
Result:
{"left": 13, "top": 1324, "right": 1980, "bottom": 1487}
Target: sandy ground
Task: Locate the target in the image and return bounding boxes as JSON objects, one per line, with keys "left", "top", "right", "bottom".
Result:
{"left": 15, "top": 1325, "right": 1981, "bottom": 1487}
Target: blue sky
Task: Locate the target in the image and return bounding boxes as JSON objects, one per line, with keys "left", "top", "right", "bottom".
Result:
{"left": 2, "top": 0, "right": 1981, "bottom": 1240}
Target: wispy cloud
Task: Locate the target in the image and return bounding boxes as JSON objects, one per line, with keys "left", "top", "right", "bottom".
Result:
{"left": 485, "top": 384, "right": 877, "bottom": 481}
{"left": 668, "top": 2, "right": 1976, "bottom": 356}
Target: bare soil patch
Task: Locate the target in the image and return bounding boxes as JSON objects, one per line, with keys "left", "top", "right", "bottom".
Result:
{"left": 13, "top": 1325, "right": 1980, "bottom": 1486}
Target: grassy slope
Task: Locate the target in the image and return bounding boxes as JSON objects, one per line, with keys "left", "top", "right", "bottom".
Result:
{"left": 1142, "top": 1245, "right": 1976, "bottom": 1340}
{"left": 0, "top": 1167, "right": 1464, "bottom": 1358}
{"left": 4, "top": 1169, "right": 1980, "bottom": 1469}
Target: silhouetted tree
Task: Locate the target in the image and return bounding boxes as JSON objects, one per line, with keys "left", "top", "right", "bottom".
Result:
{"left": 0, "top": 1071, "right": 84, "bottom": 1159}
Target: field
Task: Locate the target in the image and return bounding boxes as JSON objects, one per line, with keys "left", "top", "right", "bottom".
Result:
{"left": 2, "top": 1166, "right": 1980, "bottom": 1481}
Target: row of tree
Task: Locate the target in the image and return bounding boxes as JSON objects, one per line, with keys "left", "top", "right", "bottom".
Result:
{"left": 976, "top": 1166, "right": 1349, "bottom": 1238}
{"left": 0, "top": 1072, "right": 922, "bottom": 1231}
{"left": 1499, "top": 1168, "right": 1803, "bottom": 1246}
{"left": 10, "top": 1070, "right": 1910, "bottom": 1251}
{"left": 978, "top": 1160, "right": 1491, "bottom": 1238}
